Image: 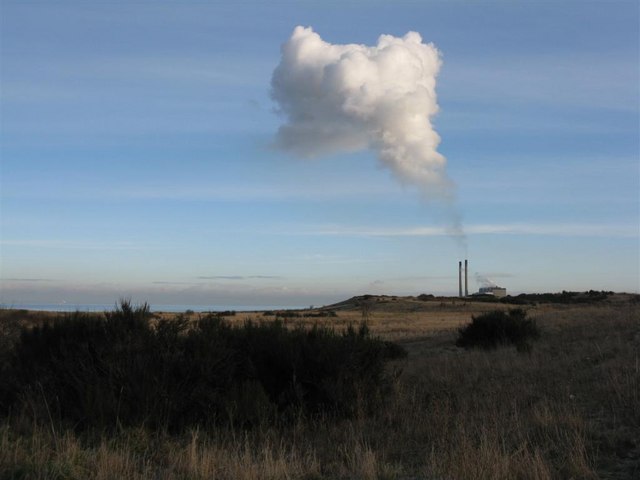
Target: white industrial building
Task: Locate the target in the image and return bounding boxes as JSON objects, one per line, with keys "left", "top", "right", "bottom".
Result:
{"left": 478, "top": 286, "right": 507, "bottom": 297}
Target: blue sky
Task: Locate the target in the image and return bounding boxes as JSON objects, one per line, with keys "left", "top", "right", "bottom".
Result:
{"left": 1, "top": 0, "right": 638, "bottom": 307}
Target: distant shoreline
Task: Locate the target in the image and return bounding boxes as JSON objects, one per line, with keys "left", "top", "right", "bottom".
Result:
{"left": 0, "top": 304, "right": 306, "bottom": 314}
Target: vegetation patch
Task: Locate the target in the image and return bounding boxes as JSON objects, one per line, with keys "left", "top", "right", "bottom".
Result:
{"left": 456, "top": 308, "right": 540, "bottom": 351}
{"left": 1, "top": 302, "right": 638, "bottom": 478}
{"left": 501, "top": 290, "right": 613, "bottom": 305}
{"left": 0, "top": 300, "right": 405, "bottom": 432}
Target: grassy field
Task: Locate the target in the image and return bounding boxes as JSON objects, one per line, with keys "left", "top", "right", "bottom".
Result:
{"left": 1, "top": 295, "right": 638, "bottom": 479}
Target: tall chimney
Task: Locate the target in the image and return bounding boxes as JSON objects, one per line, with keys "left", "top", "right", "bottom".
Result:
{"left": 464, "top": 259, "right": 468, "bottom": 297}
{"left": 458, "top": 261, "right": 462, "bottom": 297}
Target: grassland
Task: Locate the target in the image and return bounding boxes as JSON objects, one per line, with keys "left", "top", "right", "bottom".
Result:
{"left": 1, "top": 294, "right": 638, "bottom": 479}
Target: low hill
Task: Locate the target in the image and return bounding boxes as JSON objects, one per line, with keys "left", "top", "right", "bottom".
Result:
{"left": 321, "top": 294, "right": 498, "bottom": 313}
{"left": 321, "top": 291, "right": 636, "bottom": 313}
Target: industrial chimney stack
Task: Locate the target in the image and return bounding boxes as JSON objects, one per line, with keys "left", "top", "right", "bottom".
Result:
{"left": 458, "top": 261, "right": 462, "bottom": 297}
{"left": 464, "top": 259, "right": 468, "bottom": 297}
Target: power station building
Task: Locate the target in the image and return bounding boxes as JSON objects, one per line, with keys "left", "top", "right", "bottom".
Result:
{"left": 478, "top": 286, "right": 507, "bottom": 297}
{"left": 458, "top": 259, "right": 507, "bottom": 298}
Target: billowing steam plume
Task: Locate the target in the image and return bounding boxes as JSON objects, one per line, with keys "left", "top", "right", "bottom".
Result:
{"left": 271, "top": 26, "right": 456, "bottom": 204}
{"left": 475, "top": 273, "right": 498, "bottom": 289}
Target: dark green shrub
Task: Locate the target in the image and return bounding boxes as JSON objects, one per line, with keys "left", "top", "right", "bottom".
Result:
{"left": 497, "top": 291, "right": 613, "bottom": 305}
{"left": 1, "top": 302, "right": 167, "bottom": 429}
{"left": 202, "top": 310, "right": 236, "bottom": 317}
{"left": 1, "top": 301, "right": 405, "bottom": 431}
{"left": 456, "top": 309, "right": 540, "bottom": 351}
{"left": 274, "top": 311, "right": 301, "bottom": 318}
{"left": 302, "top": 310, "right": 337, "bottom": 318}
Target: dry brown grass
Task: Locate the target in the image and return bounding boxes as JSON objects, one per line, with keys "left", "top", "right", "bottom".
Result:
{"left": 153, "top": 297, "right": 520, "bottom": 342}
{"left": 1, "top": 299, "right": 638, "bottom": 479}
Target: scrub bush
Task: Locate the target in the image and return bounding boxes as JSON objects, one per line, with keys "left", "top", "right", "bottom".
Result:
{"left": 456, "top": 309, "right": 540, "bottom": 351}
{"left": 1, "top": 300, "right": 405, "bottom": 432}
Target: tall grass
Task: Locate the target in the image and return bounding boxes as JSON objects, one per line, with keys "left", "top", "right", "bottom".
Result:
{"left": 1, "top": 302, "right": 638, "bottom": 479}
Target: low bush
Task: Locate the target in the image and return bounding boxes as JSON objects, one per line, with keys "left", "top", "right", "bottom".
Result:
{"left": 302, "top": 310, "right": 337, "bottom": 318}
{"left": 417, "top": 294, "right": 435, "bottom": 301}
{"left": 456, "top": 309, "right": 540, "bottom": 351}
{"left": 274, "top": 311, "right": 302, "bottom": 318}
{"left": 203, "top": 310, "right": 236, "bottom": 317}
{"left": 498, "top": 290, "right": 613, "bottom": 305}
{"left": 0, "top": 300, "right": 405, "bottom": 432}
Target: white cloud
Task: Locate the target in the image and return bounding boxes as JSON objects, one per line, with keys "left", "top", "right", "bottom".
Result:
{"left": 271, "top": 26, "right": 453, "bottom": 201}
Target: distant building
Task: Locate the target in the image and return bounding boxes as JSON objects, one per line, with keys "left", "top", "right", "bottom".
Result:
{"left": 478, "top": 286, "right": 507, "bottom": 297}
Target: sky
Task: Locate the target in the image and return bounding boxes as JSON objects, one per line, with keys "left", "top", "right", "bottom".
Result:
{"left": 1, "top": 0, "right": 638, "bottom": 308}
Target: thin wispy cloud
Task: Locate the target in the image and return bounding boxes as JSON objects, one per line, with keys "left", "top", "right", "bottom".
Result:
{"left": 303, "top": 223, "right": 639, "bottom": 238}
{"left": 441, "top": 109, "right": 638, "bottom": 135}
{"left": 1, "top": 240, "right": 144, "bottom": 250}
{"left": 3, "top": 182, "right": 396, "bottom": 203}
{"left": 443, "top": 54, "right": 638, "bottom": 112}
{"left": 396, "top": 275, "right": 457, "bottom": 281}
{"left": 1, "top": 278, "right": 53, "bottom": 282}
{"left": 286, "top": 254, "right": 389, "bottom": 265}
{"left": 116, "top": 184, "right": 394, "bottom": 202}
{"left": 467, "top": 224, "right": 638, "bottom": 237}
{"left": 197, "top": 275, "right": 283, "bottom": 281}
{"left": 3, "top": 56, "right": 272, "bottom": 104}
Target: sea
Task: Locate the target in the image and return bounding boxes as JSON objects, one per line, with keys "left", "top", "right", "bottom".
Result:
{"left": 1, "top": 304, "right": 304, "bottom": 313}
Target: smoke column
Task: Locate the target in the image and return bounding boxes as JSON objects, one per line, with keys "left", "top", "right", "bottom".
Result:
{"left": 271, "top": 26, "right": 461, "bottom": 220}
{"left": 475, "top": 273, "right": 498, "bottom": 289}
